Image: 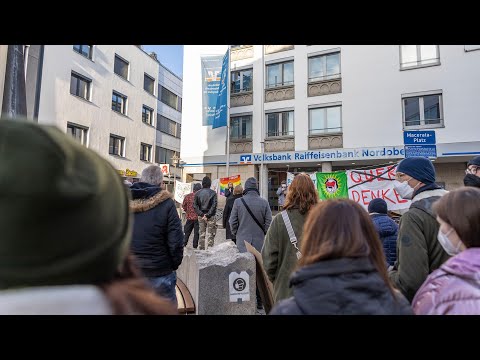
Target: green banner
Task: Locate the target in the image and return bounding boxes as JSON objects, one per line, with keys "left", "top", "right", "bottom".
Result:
{"left": 316, "top": 172, "right": 349, "bottom": 200}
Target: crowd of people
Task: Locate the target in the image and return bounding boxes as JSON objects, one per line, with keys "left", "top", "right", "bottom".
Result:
{"left": 1, "top": 118, "right": 480, "bottom": 315}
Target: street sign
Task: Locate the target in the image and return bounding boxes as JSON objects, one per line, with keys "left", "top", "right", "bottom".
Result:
{"left": 404, "top": 145, "right": 437, "bottom": 158}
{"left": 403, "top": 130, "right": 436, "bottom": 145}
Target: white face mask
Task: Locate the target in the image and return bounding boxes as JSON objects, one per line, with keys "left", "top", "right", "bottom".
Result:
{"left": 393, "top": 179, "right": 415, "bottom": 200}
{"left": 437, "top": 228, "right": 463, "bottom": 256}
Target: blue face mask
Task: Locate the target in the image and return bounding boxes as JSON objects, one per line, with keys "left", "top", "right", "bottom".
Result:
{"left": 437, "top": 228, "right": 463, "bottom": 256}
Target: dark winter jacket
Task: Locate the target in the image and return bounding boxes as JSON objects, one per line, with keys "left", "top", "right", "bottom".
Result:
{"left": 262, "top": 209, "right": 307, "bottom": 303}
{"left": 130, "top": 182, "right": 184, "bottom": 277}
{"left": 388, "top": 187, "right": 450, "bottom": 303}
{"left": 413, "top": 248, "right": 480, "bottom": 315}
{"left": 371, "top": 214, "right": 398, "bottom": 267}
{"left": 194, "top": 188, "right": 218, "bottom": 218}
{"left": 223, "top": 194, "right": 242, "bottom": 240}
{"left": 270, "top": 257, "right": 413, "bottom": 315}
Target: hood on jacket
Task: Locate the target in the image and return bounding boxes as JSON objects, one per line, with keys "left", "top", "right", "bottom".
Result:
{"left": 439, "top": 248, "right": 480, "bottom": 282}
{"left": 288, "top": 257, "right": 395, "bottom": 314}
{"left": 130, "top": 182, "right": 161, "bottom": 200}
{"left": 130, "top": 189, "right": 173, "bottom": 213}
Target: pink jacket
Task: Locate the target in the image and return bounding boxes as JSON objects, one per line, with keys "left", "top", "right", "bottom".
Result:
{"left": 413, "top": 248, "right": 480, "bottom": 315}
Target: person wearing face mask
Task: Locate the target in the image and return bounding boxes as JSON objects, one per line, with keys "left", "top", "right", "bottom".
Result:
{"left": 388, "top": 157, "right": 450, "bottom": 302}
{"left": 277, "top": 181, "right": 288, "bottom": 211}
{"left": 463, "top": 156, "right": 480, "bottom": 188}
{"left": 412, "top": 187, "right": 480, "bottom": 314}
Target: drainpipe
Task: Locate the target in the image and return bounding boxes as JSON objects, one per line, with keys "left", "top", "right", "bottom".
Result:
{"left": 1, "top": 45, "right": 27, "bottom": 119}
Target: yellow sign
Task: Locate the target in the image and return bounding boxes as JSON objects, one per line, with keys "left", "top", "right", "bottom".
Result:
{"left": 117, "top": 169, "right": 138, "bottom": 177}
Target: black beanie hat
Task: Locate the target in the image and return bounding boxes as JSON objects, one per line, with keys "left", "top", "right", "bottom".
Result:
{"left": 0, "top": 119, "right": 132, "bottom": 290}
{"left": 396, "top": 157, "right": 436, "bottom": 184}
{"left": 368, "top": 198, "right": 388, "bottom": 214}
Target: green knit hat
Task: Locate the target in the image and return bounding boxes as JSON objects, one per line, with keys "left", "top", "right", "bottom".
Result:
{"left": 0, "top": 119, "right": 132, "bottom": 289}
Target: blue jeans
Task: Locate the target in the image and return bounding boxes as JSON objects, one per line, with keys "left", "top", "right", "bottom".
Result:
{"left": 148, "top": 272, "right": 177, "bottom": 307}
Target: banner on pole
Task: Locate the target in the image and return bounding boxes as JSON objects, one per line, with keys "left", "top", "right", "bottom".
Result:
{"left": 201, "top": 55, "right": 223, "bottom": 126}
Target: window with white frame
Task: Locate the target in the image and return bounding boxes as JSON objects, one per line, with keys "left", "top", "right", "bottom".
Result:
{"left": 308, "top": 52, "right": 341, "bottom": 82}
{"left": 73, "top": 45, "right": 93, "bottom": 59}
{"left": 70, "top": 72, "right": 91, "bottom": 101}
{"left": 109, "top": 134, "right": 125, "bottom": 157}
{"left": 67, "top": 123, "right": 88, "bottom": 146}
{"left": 140, "top": 143, "right": 152, "bottom": 162}
{"left": 144, "top": 73, "right": 155, "bottom": 95}
{"left": 403, "top": 93, "right": 443, "bottom": 128}
{"left": 114, "top": 54, "right": 129, "bottom": 79}
{"left": 230, "top": 115, "right": 252, "bottom": 140}
{"left": 112, "top": 91, "right": 127, "bottom": 115}
{"left": 266, "top": 61, "right": 294, "bottom": 88}
{"left": 400, "top": 45, "right": 440, "bottom": 69}
{"left": 266, "top": 111, "right": 294, "bottom": 137}
{"left": 309, "top": 106, "right": 342, "bottom": 135}
{"left": 142, "top": 105, "right": 154, "bottom": 125}
{"left": 231, "top": 69, "right": 252, "bottom": 93}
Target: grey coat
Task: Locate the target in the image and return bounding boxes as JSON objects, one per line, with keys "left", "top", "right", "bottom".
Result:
{"left": 229, "top": 191, "right": 272, "bottom": 253}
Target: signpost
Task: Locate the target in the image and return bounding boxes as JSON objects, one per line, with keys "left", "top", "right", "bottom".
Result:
{"left": 404, "top": 130, "right": 437, "bottom": 158}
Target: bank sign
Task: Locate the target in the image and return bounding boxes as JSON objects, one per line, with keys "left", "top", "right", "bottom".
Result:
{"left": 240, "top": 146, "right": 406, "bottom": 164}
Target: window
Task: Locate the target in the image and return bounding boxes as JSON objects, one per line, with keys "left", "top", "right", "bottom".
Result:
{"left": 403, "top": 93, "right": 443, "bottom": 129}
{"left": 176, "top": 123, "right": 182, "bottom": 138}
{"left": 70, "top": 72, "right": 91, "bottom": 100}
{"left": 308, "top": 52, "right": 340, "bottom": 82}
{"left": 142, "top": 105, "right": 154, "bottom": 125}
{"left": 109, "top": 135, "right": 125, "bottom": 157}
{"left": 160, "top": 86, "right": 181, "bottom": 111}
{"left": 158, "top": 115, "right": 179, "bottom": 137}
{"left": 230, "top": 115, "right": 252, "bottom": 140}
{"left": 266, "top": 111, "right": 294, "bottom": 137}
{"left": 266, "top": 61, "right": 294, "bottom": 88}
{"left": 309, "top": 106, "right": 342, "bottom": 134}
{"left": 140, "top": 143, "right": 152, "bottom": 162}
{"left": 73, "top": 45, "right": 92, "bottom": 59}
{"left": 112, "top": 91, "right": 127, "bottom": 115}
{"left": 114, "top": 55, "right": 129, "bottom": 79}
{"left": 144, "top": 73, "right": 155, "bottom": 95}
{"left": 400, "top": 45, "right": 440, "bottom": 69}
{"left": 231, "top": 69, "right": 252, "bottom": 93}
{"left": 155, "top": 146, "right": 179, "bottom": 165}
{"left": 67, "top": 123, "right": 88, "bottom": 145}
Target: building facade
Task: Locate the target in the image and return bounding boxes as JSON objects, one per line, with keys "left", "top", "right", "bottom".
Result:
{"left": 1, "top": 45, "right": 183, "bottom": 184}
{"left": 181, "top": 45, "right": 480, "bottom": 210}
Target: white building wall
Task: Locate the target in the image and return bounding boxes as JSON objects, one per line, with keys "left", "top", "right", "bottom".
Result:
{"left": 37, "top": 45, "right": 159, "bottom": 176}
{"left": 182, "top": 45, "right": 480, "bottom": 164}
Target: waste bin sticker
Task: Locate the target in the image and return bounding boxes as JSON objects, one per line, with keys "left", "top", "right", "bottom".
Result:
{"left": 229, "top": 271, "right": 250, "bottom": 302}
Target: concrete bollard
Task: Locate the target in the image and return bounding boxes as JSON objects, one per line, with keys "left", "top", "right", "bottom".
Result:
{"left": 177, "top": 241, "right": 256, "bottom": 315}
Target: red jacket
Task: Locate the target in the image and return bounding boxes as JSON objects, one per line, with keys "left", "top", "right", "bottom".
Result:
{"left": 182, "top": 192, "right": 198, "bottom": 221}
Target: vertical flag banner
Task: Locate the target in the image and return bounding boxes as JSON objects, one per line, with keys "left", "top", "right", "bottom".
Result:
{"left": 219, "top": 175, "right": 241, "bottom": 196}
{"left": 213, "top": 50, "right": 229, "bottom": 129}
{"left": 201, "top": 55, "right": 223, "bottom": 126}
{"left": 316, "top": 172, "right": 349, "bottom": 200}
{"left": 346, "top": 165, "right": 411, "bottom": 211}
